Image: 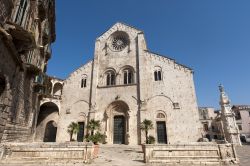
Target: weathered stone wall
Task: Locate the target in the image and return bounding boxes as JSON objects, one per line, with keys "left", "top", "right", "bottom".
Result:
{"left": 139, "top": 51, "right": 201, "bottom": 143}
{"left": 57, "top": 61, "right": 93, "bottom": 142}
{"left": 0, "top": 37, "right": 16, "bottom": 142}
{"left": 0, "top": 35, "right": 40, "bottom": 142}
{"left": 0, "top": 0, "right": 13, "bottom": 25}
{"left": 0, "top": 0, "right": 56, "bottom": 143}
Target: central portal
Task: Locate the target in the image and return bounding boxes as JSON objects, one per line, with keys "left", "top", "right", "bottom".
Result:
{"left": 105, "top": 100, "right": 129, "bottom": 144}
{"left": 113, "top": 116, "right": 125, "bottom": 144}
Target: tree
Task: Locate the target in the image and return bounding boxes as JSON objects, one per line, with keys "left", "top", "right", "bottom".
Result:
{"left": 87, "top": 119, "right": 101, "bottom": 136}
{"left": 140, "top": 119, "right": 154, "bottom": 144}
{"left": 67, "top": 122, "right": 79, "bottom": 141}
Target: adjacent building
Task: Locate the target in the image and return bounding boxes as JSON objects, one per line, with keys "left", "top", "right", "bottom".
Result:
{"left": 232, "top": 105, "right": 250, "bottom": 142}
{"left": 198, "top": 107, "right": 223, "bottom": 141}
{"left": 0, "top": 0, "right": 56, "bottom": 142}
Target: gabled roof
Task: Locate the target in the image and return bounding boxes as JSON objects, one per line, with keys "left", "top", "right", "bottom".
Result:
{"left": 97, "top": 22, "right": 143, "bottom": 40}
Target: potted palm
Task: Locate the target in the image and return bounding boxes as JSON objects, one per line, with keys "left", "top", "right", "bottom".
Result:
{"left": 140, "top": 119, "right": 154, "bottom": 144}
{"left": 87, "top": 119, "right": 101, "bottom": 136}
{"left": 140, "top": 119, "right": 154, "bottom": 154}
{"left": 86, "top": 119, "right": 103, "bottom": 158}
{"left": 67, "top": 122, "right": 79, "bottom": 141}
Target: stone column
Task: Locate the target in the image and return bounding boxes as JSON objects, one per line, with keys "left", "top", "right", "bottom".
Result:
{"left": 219, "top": 85, "right": 241, "bottom": 145}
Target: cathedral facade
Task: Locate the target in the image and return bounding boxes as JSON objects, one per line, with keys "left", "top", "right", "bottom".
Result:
{"left": 36, "top": 23, "right": 201, "bottom": 145}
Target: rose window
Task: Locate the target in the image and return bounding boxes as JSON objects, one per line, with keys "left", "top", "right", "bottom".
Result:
{"left": 108, "top": 31, "right": 129, "bottom": 52}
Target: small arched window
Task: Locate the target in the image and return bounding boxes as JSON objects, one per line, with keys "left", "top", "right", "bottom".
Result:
{"left": 106, "top": 71, "right": 115, "bottom": 86}
{"left": 154, "top": 67, "right": 162, "bottom": 81}
{"left": 123, "top": 69, "right": 133, "bottom": 84}
{"left": 53, "top": 82, "right": 63, "bottom": 96}
{"left": 81, "top": 75, "right": 87, "bottom": 88}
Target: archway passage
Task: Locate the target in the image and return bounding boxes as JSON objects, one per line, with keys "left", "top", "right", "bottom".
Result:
{"left": 157, "top": 121, "right": 167, "bottom": 144}
{"left": 35, "top": 102, "right": 59, "bottom": 142}
{"left": 43, "top": 121, "right": 57, "bottom": 142}
{"left": 113, "top": 116, "right": 125, "bottom": 144}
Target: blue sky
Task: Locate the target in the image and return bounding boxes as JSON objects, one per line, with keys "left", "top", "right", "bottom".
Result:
{"left": 48, "top": 0, "right": 250, "bottom": 108}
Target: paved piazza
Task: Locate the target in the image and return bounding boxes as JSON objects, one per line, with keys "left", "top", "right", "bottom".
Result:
{"left": 91, "top": 145, "right": 250, "bottom": 166}
{"left": 236, "top": 144, "right": 250, "bottom": 166}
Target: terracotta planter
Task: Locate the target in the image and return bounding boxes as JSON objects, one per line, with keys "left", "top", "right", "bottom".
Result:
{"left": 93, "top": 144, "right": 99, "bottom": 158}
{"left": 141, "top": 144, "right": 145, "bottom": 153}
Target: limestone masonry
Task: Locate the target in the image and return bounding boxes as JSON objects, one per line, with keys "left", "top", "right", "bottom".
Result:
{"left": 37, "top": 22, "right": 201, "bottom": 145}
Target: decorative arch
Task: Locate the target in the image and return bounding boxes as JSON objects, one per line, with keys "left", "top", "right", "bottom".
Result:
{"left": 102, "top": 67, "right": 117, "bottom": 75}
{"left": 145, "top": 94, "right": 180, "bottom": 109}
{"left": 104, "top": 100, "right": 130, "bottom": 144}
{"left": 35, "top": 102, "right": 59, "bottom": 142}
{"left": 68, "top": 100, "right": 90, "bottom": 118}
{"left": 118, "top": 65, "right": 135, "bottom": 74}
{"left": 156, "top": 111, "right": 167, "bottom": 119}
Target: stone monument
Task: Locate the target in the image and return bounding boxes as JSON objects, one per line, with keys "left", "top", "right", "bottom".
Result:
{"left": 219, "top": 84, "right": 241, "bottom": 145}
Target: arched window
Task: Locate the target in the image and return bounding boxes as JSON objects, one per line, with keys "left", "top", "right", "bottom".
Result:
{"left": 154, "top": 67, "right": 162, "bottom": 81}
{"left": 14, "top": 0, "right": 30, "bottom": 26}
{"left": 106, "top": 70, "right": 115, "bottom": 86}
{"left": 81, "top": 75, "right": 87, "bottom": 88}
{"left": 53, "top": 82, "right": 63, "bottom": 96}
{"left": 123, "top": 69, "right": 133, "bottom": 84}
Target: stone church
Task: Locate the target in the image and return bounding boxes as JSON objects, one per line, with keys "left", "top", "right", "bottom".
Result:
{"left": 36, "top": 22, "right": 201, "bottom": 145}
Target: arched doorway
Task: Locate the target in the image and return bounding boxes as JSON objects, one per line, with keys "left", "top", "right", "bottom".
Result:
{"left": 156, "top": 112, "right": 168, "bottom": 144}
{"left": 104, "top": 100, "right": 129, "bottom": 144}
{"left": 44, "top": 121, "right": 57, "bottom": 142}
{"left": 35, "top": 102, "right": 59, "bottom": 142}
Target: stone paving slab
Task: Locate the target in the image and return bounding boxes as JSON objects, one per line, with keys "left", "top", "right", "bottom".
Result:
{"left": 236, "top": 145, "right": 250, "bottom": 166}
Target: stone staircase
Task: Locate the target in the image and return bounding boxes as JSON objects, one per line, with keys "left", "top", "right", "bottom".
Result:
{"left": 1, "top": 124, "right": 31, "bottom": 142}
{"left": 0, "top": 142, "right": 94, "bottom": 166}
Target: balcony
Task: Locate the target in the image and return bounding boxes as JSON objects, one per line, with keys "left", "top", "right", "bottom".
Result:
{"left": 24, "top": 48, "right": 42, "bottom": 75}
{"left": 4, "top": 21, "right": 36, "bottom": 53}
{"left": 33, "top": 74, "right": 45, "bottom": 93}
